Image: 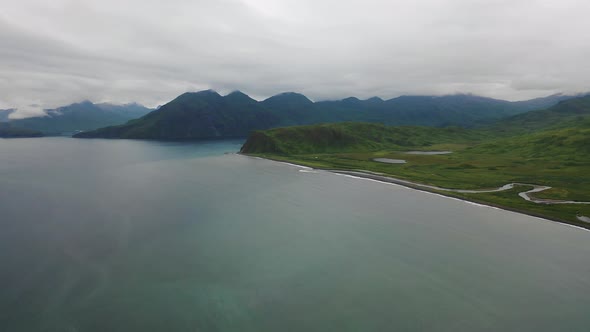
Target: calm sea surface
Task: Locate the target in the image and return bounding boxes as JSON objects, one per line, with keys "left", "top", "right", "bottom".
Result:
{"left": 1, "top": 137, "right": 589, "bottom": 331}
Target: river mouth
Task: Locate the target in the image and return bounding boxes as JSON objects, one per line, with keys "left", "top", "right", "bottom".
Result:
{"left": 404, "top": 150, "right": 452, "bottom": 155}
{"left": 373, "top": 158, "right": 407, "bottom": 164}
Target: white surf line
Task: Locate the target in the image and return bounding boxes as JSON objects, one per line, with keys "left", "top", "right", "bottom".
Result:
{"left": 242, "top": 154, "right": 314, "bottom": 170}
{"left": 333, "top": 171, "right": 590, "bottom": 233}
{"left": 334, "top": 172, "right": 501, "bottom": 209}
{"left": 241, "top": 154, "right": 590, "bottom": 231}
{"left": 334, "top": 170, "right": 590, "bottom": 205}
{"left": 239, "top": 154, "right": 590, "bottom": 205}
{"left": 274, "top": 161, "right": 313, "bottom": 170}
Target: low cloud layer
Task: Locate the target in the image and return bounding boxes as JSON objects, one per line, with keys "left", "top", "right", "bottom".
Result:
{"left": 2, "top": 0, "right": 589, "bottom": 118}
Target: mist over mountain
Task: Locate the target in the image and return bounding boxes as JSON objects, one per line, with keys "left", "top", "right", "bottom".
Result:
{"left": 0, "top": 109, "right": 15, "bottom": 122}
{"left": 488, "top": 94, "right": 590, "bottom": 134}
{"left": 10, "top": 101, "right": 152, "bottom": 135}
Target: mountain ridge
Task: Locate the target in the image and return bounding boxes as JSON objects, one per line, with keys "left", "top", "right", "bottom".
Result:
{"left": 10, "top": 102, "right": 152, "bottom": 135}
{"left": 0, "top": 123, "right": 43, "bottom": 138}
{"left": 73, "top": 90, "right": 581, "bottom": 140}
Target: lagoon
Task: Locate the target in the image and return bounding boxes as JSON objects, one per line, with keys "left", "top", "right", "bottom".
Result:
{"left": 1, "top": 137, "right": 589, "bottom": 331}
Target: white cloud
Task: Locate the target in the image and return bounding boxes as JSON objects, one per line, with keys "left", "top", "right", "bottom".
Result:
{"left": 1, "top": 0, "right": 589, "bottom": 117}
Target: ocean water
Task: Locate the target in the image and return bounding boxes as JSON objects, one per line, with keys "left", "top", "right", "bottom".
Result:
{"left": 1, "top": 137, "right": 589, "bottom": 331}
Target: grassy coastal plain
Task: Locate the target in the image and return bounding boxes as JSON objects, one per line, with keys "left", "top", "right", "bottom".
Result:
{"left": 240, "top": 113, "right": 590, "bottom": 228}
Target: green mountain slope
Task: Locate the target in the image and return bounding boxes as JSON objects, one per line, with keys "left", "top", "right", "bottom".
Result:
{"left": 11, "top": 101, "right": 152, "bottom": 135}
{"left": 242, "top": 95, "right": 590, "bottom": 157}
{"left": 488, "top": 95, "right": 590, "bottom": 135}
{"left": 309, "top": 94, "right": 574, "bottom": 127}
{"left": 261, "top": 92, "right": 317, "bottom": 125}
{"left": 241, "top": 123, "right": 478, "bottom": 154}
{"left": 74, "top": 90, "right": 576, "bottom": 140}
{"left": 75, "top": 91, "right": 280, "bottom": 139}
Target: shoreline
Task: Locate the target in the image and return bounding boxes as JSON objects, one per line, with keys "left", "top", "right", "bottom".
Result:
{"left": 240, "top": 153, "right": 590, "bottom": 231}
{"left": 333, "top": 170, "right": 590, "bottom": 205}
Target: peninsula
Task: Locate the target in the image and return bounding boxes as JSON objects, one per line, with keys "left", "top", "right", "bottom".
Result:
{"left": 240, "top": 96, "right": 590, "bottom": 228}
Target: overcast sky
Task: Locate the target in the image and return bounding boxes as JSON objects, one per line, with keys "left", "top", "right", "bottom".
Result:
{"left": 2, "top": 0, "right": 589, "bottom": 118}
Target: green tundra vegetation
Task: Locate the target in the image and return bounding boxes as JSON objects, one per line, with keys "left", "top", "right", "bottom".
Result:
{"left": 241, "top": 96, "right": 590, "bottom": 228}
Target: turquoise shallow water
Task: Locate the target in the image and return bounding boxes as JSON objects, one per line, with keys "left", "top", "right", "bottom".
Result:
{"left": 1, "top": 137, "right": 589, "bottom": 331}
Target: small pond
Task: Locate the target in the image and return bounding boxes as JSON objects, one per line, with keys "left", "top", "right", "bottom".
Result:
{"left": 373, "top": 158, "right": 407, "bottom": 164}
{"left": 404, "top": 151, "right": 452, "bottom": 155}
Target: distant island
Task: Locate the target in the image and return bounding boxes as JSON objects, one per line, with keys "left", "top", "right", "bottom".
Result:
{"left": 240, "top": 96, "right": 590, "bottom": 228}
{"left": 73, "top": 90, "right": 573, "bottom": 140}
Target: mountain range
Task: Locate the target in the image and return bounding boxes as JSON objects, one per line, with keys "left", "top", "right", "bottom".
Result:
{"left": 0, "top": 123, "right": 43, "bottom": 138}
{"left": 241, "top": 95, "right": 590, "bottom": 155}
{"left": 6, "top": 101, "right": 152, "bottom": 135}
{"left": 74, "top": 90, "right": 575, "bottom": 139}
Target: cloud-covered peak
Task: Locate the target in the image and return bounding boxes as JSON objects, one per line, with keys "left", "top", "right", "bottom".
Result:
{"left": 2, "top": 0, "right": 590, "bottom": 118}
